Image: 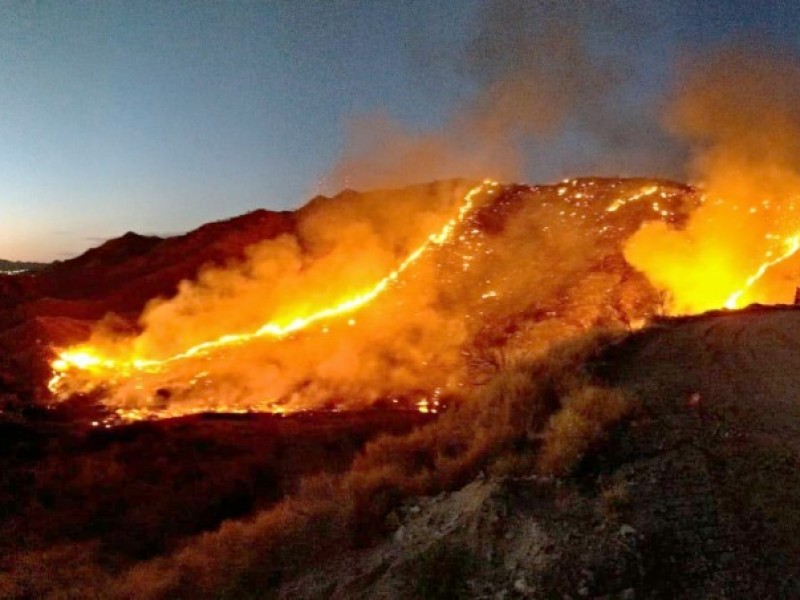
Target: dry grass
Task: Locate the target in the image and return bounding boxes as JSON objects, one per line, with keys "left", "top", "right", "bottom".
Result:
{"left": 599, "top": 479, "right": 632, "bottom": 522}
{"left": 116, "top": 328, "right": 634, "bottom": 597}
{"left": 537, "top": 384, "right": 631, "bottom": 475}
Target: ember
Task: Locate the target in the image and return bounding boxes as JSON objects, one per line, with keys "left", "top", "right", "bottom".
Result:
{"left": 47, "top": 178, "right": 688, "bottom": 421}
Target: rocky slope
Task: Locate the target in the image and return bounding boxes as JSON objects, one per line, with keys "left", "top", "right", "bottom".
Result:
{"left": 278, "top": 305, "right": 800, "bottom": 599}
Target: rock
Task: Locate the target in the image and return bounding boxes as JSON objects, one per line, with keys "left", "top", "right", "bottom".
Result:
{"left": 393, "top": 525, "right": 406, "bottom": 542}
{"left": 619, "top": 524, "right": 636, "bottom": 537}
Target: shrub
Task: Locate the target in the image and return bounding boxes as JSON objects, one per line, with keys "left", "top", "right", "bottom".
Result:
{"left": 599, "top": 479, "right": 631, "bottom": 521}
{"left": 2, "top": 327, "right": 637, "bottom": 598}
{"left": 125, "top": 328, "right": 636, "bottom": 597}
{"left": 536, "top": 385, "right": 633, "bottom": 476}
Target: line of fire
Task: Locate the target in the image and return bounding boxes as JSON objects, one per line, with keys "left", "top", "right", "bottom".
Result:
{"left": 42, "top": 177, "right": 800, "bottom": 425}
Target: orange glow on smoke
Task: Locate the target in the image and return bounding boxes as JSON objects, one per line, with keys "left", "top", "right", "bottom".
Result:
{"left": 48, "top": 181, "right": 499, "bottom": 410}
{"left": 624, "top": 189, "right": 800, "bottom": 315}
{"left": 48, "top": 175, "right": 800, "bottom": 423}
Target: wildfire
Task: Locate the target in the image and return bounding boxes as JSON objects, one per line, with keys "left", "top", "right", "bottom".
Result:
{"left": 724, "top": 233, "right": 800, "bottom": 309}
{"left": 49, "top": 181, "right": 499, "bottom": 399}
{"left": 625, "top": 187, "right": 800, "bottom": 315}
{"left": 47, "top": 175, "right": 800, "bottom": 423}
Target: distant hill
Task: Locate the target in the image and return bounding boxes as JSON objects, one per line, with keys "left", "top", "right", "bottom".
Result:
{"left": 0, "top": 259, "right": 47, "bottom": 273}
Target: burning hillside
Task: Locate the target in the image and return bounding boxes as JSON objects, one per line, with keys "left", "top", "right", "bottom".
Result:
{"left": 7, "top": 173, "right": 800, "bottom": 598}
{"left": 36, "top": 177, "right": 692, "bottom": 423}
{"left": 8, "top": 46, "right": 798, "bottom": 427}
{"left": 32, "top": 161, "right": 800, "bottom": 427}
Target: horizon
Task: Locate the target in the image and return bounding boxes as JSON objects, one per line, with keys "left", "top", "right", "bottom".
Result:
{"left": 2, "top": 1, "right": 798, "bottom": 261}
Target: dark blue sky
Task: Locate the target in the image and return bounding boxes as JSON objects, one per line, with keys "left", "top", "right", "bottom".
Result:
{"left": 1, "top": 1, "right": 798, "bottom": 261}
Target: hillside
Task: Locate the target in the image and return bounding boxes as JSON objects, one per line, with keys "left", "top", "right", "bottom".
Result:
{"left": 277, "top": 305, "right": 800, "bottom": 598}
{"left": 6, "top": 305, "right": 800, "bottom": 597}
{"left": 2, "top": 177, "right": 692, "bottom": 412}
{"left": 5, "top": 178, "right": 800, "bottom": 598}
{"left": 0, "top": 209, "right": 295, "bottom": 400}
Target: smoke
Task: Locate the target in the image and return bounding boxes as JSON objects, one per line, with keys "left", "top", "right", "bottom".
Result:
{"left": 625, "top": 43, "right": 800, "bottom": 313}
{"left": 71, "top": 180, "right": 480, "bottom": 414}
{"left": 327, "top": 0, "right": 683, "bottom": 191}
{"left": 53, "top": 10, "right": 800, "bottom": 416}
{"left": 55, "top": 171, "right": 668, "bottom": 418}
{"left": 326, "top": 112, "right": 520, "bottom": 191}
{"left": 145, "top": 181, "right": 465, "bottom": 347}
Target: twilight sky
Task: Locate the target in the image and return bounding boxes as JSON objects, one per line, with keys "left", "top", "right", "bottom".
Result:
{"left": 1, "top": 1, "right": 798, "bottom": 261}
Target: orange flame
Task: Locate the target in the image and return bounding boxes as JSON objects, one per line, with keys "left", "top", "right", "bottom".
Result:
{"left": 624, "top": 180, "right": 800, "bottom": 315}
{"left": 724, "top": 233, "right": 800, "bottom": 309}
{"left": 49, "top": 181, "right": 499, "bottom": 396}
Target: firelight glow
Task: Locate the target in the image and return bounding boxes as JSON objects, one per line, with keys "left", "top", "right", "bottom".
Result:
{"left": 48, "top": 178, "right": 800, "bottom": 422}
{"left": 48, "top": 181, "right": 498, "bottom": 401}
{"left": 624, "top": 187, "right": 800, "bottom": 315}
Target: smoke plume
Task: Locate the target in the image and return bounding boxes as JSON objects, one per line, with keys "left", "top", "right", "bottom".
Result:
{"left": 71, "top": 181, "right": 480, "bottom": 414}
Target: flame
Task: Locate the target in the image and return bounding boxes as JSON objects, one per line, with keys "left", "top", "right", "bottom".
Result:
{"left": 49, "top": 181, "right": 499, "bottom": 400}
{"left": 724, "top": 233, "right": 800, "bottom": 309}
{"left": 625, "top": 201, "right": 800, "bottom": 315}
{"left": 605, "top": 185, "right": 659, "bottom": 213}
{"left": 48, "top": 176, "right": 800, "bottom": 422}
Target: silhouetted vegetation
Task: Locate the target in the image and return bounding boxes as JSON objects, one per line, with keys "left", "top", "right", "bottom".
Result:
{"left": 412, "top": 541, "right": 479, "bottom": 600}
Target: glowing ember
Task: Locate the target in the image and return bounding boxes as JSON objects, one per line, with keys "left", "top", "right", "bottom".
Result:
{"left": 605, "top": 185, "right": 659, "bottom": 213}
